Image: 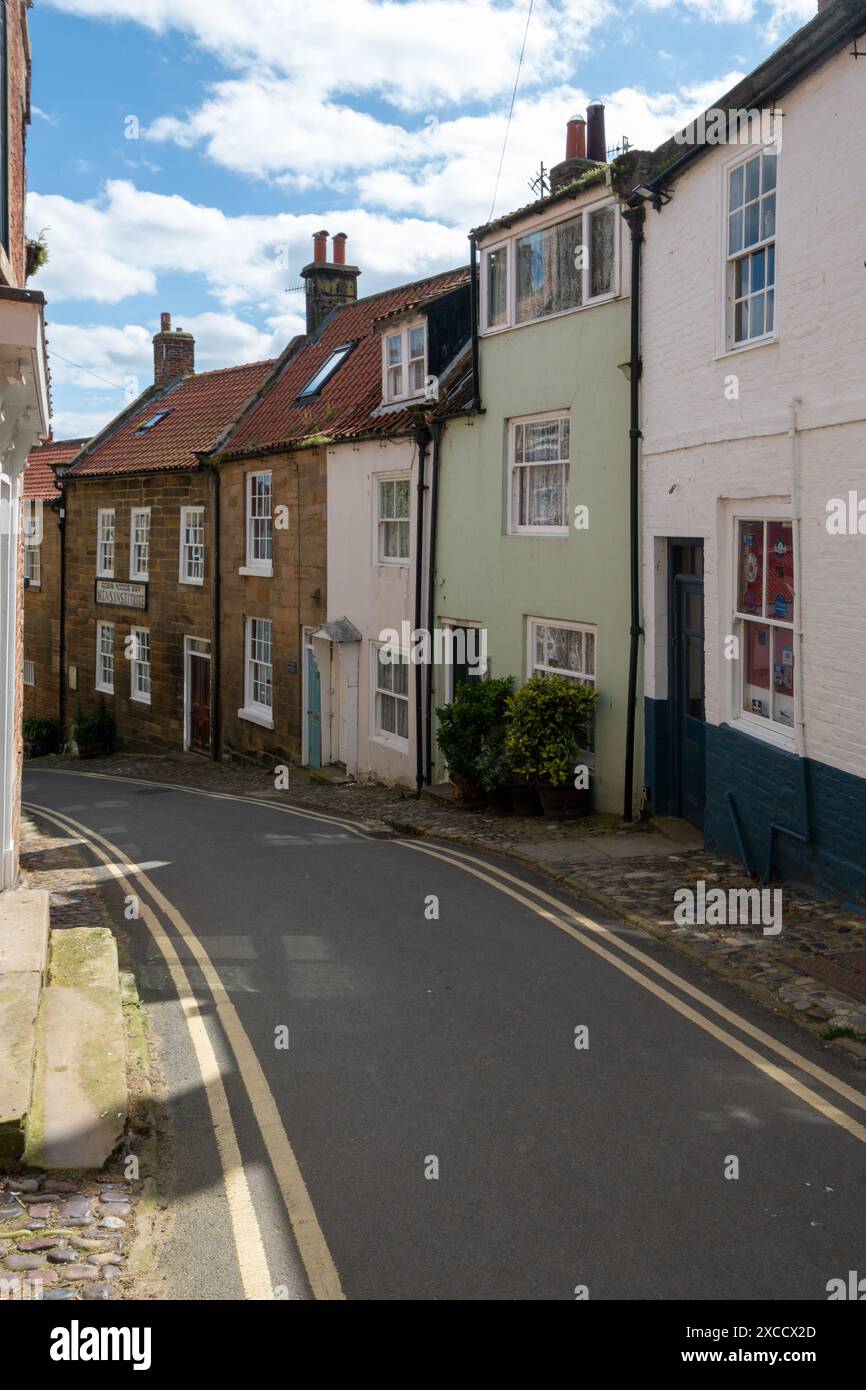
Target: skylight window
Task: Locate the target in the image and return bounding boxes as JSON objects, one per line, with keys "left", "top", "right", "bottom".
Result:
{"left": 297, "top": 343, "right": 355, "bottom": 399}
{"left": 135, "top": 409, "right": 172, "bottom": 435}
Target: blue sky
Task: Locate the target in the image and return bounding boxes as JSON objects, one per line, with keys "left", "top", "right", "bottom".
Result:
{"left": 27, "top": 0, "right": 816, "bottom": 439}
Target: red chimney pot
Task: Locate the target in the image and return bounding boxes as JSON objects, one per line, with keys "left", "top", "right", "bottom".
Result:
{"left": 313, "top": 229, "right": 329, "bottom": 264}
{"left": 160, "top": 312, "right": 171, "bottom": 332}
{"left": 566, "top": 117, "right": 586, "bottom": 161}
{"left": 333, "top": 233, "right": 347, "bottom": 265}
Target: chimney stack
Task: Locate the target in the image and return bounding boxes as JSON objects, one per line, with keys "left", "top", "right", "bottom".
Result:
{"left": 549, "top": 106, "right": 602, "bottom": 194}
{"left": 586, "top": 101, "right": 606, "bottom": 162}
{"left": 152, "top": 312, "right": 195, "bottom": 388}
{"left": 300, "top": 231, "right": 361, "bottom": 336}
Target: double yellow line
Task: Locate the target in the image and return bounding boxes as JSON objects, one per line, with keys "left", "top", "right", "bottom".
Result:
{"left": 24, "top": 768, "right": 866, "bottom": 1302}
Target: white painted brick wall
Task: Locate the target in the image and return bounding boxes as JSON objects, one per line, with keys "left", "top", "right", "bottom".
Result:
{"left": 641, "top": 35, "right": 866, "bottom": 781}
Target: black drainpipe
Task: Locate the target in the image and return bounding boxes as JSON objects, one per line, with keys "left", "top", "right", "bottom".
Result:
{"left": 414, "top": 427, "right": 430, "bottom": 793}
{"left": 424, "top": 419, "right": 444, "bottom": 785}
{"left": 622, "top": 200, "right": 645, "bottom": 822}
{"left": 208, "top": 461, "right": 222, "bottom": 760}
{"left": 469, "top": 235, "right": 481, "bottom": 409}
{"left": 58, "top": 493, "right": 67, "bottom": 739}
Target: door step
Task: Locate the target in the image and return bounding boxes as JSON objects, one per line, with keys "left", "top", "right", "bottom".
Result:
{"left": 0, "top": 889, "right": 49, "bottom": 1163}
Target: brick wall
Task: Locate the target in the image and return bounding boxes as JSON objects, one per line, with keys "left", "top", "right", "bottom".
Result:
{"left": 219, "top": 447, "right": 327, "bottom": 767}
{"left": 64, "top": 470, "right": 214, "bottom": 753}
{"left": 22, "top": 500, "right": 60, "bottom": 722}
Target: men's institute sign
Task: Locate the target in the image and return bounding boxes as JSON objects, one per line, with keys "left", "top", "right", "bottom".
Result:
{"left": 95, "top": 579, "right": 147, "bottom": 611}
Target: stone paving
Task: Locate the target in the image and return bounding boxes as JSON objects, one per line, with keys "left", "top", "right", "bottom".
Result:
{"left": 27, "top": 753, "right": 866, "bottom": 1055}
{"left": 0, "top": 1174, "right": 141, "bottom": 1301}
{"left": 1, "top": 812, "right": 153, "bottom": 1302}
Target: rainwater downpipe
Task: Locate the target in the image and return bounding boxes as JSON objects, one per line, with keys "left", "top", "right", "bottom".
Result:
{"left": 622, "top": 201, "right": 645, "bottom": 822}
{"left": 763, "top": 395, "right": 811, "bottom": 883}
{"left": 414, "top": 427, "right": 430, "bottom": 793}
{"left": 424, "top": 419, "right": 444, "bottom": 786}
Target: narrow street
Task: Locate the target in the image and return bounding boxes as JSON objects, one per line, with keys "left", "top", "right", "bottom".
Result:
{"left": 22, "top": 766, "right": 866, "bottom": 1302}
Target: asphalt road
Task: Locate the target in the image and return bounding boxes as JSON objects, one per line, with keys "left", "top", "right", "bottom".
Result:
{"left": 23, "top": 767, "right": 866, "bottom": 1301}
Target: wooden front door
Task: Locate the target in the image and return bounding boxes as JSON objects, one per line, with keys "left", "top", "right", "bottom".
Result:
{"left": 189, "top": 653, "right": 211, "bottom": 755}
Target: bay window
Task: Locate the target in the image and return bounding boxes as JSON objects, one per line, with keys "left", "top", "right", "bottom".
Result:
{"left": 482, "top": 201, "right": 617, "bottom": 331}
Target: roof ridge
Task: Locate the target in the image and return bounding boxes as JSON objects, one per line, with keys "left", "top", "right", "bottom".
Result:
{"left": 349, "top": 264, "right": 469, "bottom": 311}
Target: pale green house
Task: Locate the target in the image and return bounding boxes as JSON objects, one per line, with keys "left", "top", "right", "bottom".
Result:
{"left": 431, "top": 112, "right": 644, "bottom": 816}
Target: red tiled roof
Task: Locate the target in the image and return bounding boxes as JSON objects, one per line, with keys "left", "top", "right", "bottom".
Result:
{"left": 66, "top": 359, "right": 275, "bottom": 479}
{"left": 220, "top": 267, "right": 470, "bottom": 458}
{"left": 23, "top": 437, "right": 88, "bottom": 499}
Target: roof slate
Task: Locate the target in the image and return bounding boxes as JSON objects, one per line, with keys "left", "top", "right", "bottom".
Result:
{"left": 218, "top": 266, "right": 470, "bottom": 459}
{"left": 23, "top": 437, "right": 87, "bottom": 499}
{"left": 65, "top": 359, "right": 275, "bottom": 479}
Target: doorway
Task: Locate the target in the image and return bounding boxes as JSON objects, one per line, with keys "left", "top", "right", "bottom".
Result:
{"left": 184, "top": 637, "right": 211, "bottom": 756}
{"left": 669, "top": 542, "right": 705, "bottom": 827}
{"left": 303, "top": 628, "right": 322, "bottom": 768}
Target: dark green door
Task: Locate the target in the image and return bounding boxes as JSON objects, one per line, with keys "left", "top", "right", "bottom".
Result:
{"left": 671, "top": 553, "right": 706, "bottom": 828}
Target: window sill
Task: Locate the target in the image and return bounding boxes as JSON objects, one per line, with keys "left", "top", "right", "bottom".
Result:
{"left": 371, "top": 732, "right": 410, "bottom": 754}
{"left": 129, "top": 575, "right": 149, "bottom": 585}
{"left": 724, "top": 717, "right": 795, "bottom": 754}
{"left": 480, "top": 293, "right": 618, "bottom": 337}
{"left": 130, "top": 694, "right": 151, "bottom": 707}
{"left": 509, "top": 528, "right": 569, "bottom": 539}
{"left": 96, "top": 572, "right": 114, "bottom": 581}
{"left": 239, "top": 565, "right": 273, "bottom": 578}
{"left": 238, "top": 706, "right": 274, "bottom": 730}
{"left": 95, "top": 683, "right": 114, "bottom": 696}
{"left": 715, "top": 333, "right": 778, "bottom": 363}
{"left": 179, "top": 577, "right": 204, "bottom": 587}
{"left": 26, "top": 582, "right": 41, "bottom": 590}
{"left": 377, "top": 557, "right": 410, "bottom": 568}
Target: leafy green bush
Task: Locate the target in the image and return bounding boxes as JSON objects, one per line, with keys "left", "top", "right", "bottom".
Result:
{"left": 73, "top": 699, "right": 115, "bottom": 752}
{"left": 435, "top": 676, "right": 513, "bottom": 783}
{"left": 22, "top": 717, "right": 61, "bottom": 752}
{"left": 505, "top": 676, "right": 598, "bottom": 786}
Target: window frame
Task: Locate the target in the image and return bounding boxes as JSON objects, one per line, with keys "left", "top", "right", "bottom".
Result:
{"left": 723, "top": 144, "right": 778, "bottom": 354}
{"left": 243, "top": 471, "right": 273, "bottom": 576}
{"left": 480, "top": 196, "right": 619, "bottom": 335}
{"left": 526, "top": 616, "right": 598, "bottom": 756}
{"left": 95, "top": 620, "right": 114, "bottom": 695}
{"left": 731, "top": 511, "right": 796, "bottom": 746}
{"left": 375, "top": 472, "right": 412, "bottom": 565}
{"left": 129, "top": 625, "right": 151, "bottom": 705}
{"left": 24, "top": 540, "right": 40, "bottom": 588}
{"left": 23, "top": 659, "right": 35, "bottom": 687}
{"left": 179, "top": 505, "right": 205, "bottom": 586}
{"left": 129, "top": 507, "right": 151, "bottom": 583}
{"left": 97, "top": 507, "right": 115, "bottom": 579}
{"left": 382, "top": 319, "right": 427, "bottom": 405}
{"left": 297, "top": 342, "right": 356, "bottom": 399}
{"left": 371, "top": 641, "right": 410, "bottom": 750}
{"left": 240, "top": 615, "right": 274, "bottom": 728}
{"left": 508, "top": 411, "right": 571, "bottom": 537}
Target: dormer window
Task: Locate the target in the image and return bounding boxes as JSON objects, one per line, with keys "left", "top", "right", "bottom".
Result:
{"left": 384, "top": 321, "right": 426, "bottom": 404}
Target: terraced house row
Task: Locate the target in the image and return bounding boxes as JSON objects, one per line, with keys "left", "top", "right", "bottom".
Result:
{"left": 21, "top": 0, "right": 866, "bottom": 908}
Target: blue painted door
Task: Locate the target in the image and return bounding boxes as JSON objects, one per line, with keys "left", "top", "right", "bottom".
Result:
{"left": 306, "top": 645, "right": 321, "bottom": 768}
{"left": 672, "top": 570, "right": 706, "bottom": 827}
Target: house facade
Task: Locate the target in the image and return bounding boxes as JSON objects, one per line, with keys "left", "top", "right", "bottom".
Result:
{"left": 431, "top": 107, "right": 640, "bottom": 815}
{"left": 640, "top": 0, "right": 866, "bottom": 899}
{"left": 22, "top": 436, "right": 86, "bottom": 724}
{"left": 0, "top": 0, "right": 49, "bottom": 889}
{"left": 61, "top": 320, "right": 272, "bottom": 756}
{"left": 213, "top": 234, "right": 470, "bottom": 781}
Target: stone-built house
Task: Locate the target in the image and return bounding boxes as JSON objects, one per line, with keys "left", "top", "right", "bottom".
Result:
{"left": 22, "top": 436, "right": 87, "bottom": 723}
{"left": 639, "top": 0, "right": 866, "bottom": 900}
{"left": 431, "top": 105, "right": 642, "bottom": 815}
{"left": 0, "top": 0, "right": 50, "bottom": 889}
{"left": 60, "top": 318, "right": 273, "bottom": 755}
{"left": 211, "top": 232, "right": 470, "bottom": 778}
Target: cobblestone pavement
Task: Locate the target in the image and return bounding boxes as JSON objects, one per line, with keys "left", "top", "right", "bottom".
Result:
{"left": 28, "top": 754, "right": 866, "bottom": 1054}
{"left": 1, "top": 814, "right": 157, "bottom": 1303}
{"left": 0, "top": 1177, "right": 141, "bottom": 1301}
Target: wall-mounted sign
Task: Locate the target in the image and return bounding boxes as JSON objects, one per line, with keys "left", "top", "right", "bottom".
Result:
{"left": 95, "top": 578, "right": 147, "bottom": 611}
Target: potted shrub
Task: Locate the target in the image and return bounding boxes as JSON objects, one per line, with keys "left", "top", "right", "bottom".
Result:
{"left": 435, "top": 676, "right": 513, "bottom": 804}
{"left": 73, "top": 700, "right": 115, "bottom": 759}
{"left": 505, "top": 675, "right": 599, "bottom": 818}
{"left": 22, "top": 717, "right": 61, "bottom": 758}
{"left": 475, "top": 740, "right": 513, "bottom": 813}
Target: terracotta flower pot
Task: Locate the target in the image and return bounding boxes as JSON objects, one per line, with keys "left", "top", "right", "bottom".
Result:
{"left": 450, "top": 774, "right": 485, "bottom": 804}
